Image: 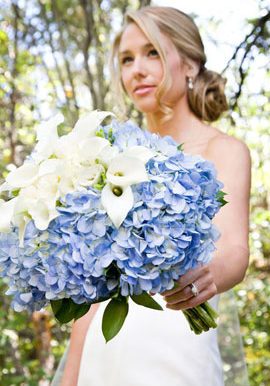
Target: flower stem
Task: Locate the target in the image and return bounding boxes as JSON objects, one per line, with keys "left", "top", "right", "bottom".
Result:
{"left": 182, "top": 301, "right": 218, "bottom": 334}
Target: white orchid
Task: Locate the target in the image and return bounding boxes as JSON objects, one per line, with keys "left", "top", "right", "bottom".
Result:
{"left": 98, "top": 144, "right": 119, "bottom": 166}
{"left": 0, "top": 198, "right": 18, "bottom": 233}
{"left": 13, "top": 184, "right": 58, "bottom": 245}
{"left": 0, "top": 110, "right": 113, "bottom": 243}
{"left": 0, "top": 109, "right": 155, "bottom": 244}
{"left": 77, "top": 137, "right": 111, "bottom": 165}
{"left": 12, "top": 212, "right": 31, "bottom": 247}
{"left": 28, "top": 200, "right": 58, "bottom": 231}
{"left": 6, "top": 163, "right": 39, "bottom": 188}
{"left": 77, "top": 164, "right": 105, "bottom": 187}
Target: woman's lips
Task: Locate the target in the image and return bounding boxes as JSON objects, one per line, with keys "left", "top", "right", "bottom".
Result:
{"left": 133, "top": 86, "right": 156, "bottom": 96}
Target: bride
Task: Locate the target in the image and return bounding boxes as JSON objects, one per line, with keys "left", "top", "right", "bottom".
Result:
{"left": 57, "top": 6, "right": 251, "bottom": 386}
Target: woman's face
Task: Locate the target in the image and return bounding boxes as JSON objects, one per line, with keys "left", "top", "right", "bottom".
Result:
{"left": 118, "top": 22, "right": 190, "bottom": 114}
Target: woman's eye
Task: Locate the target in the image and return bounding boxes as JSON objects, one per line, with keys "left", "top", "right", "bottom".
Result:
{"left": 148, "top": 49, "right": 159, "bottom": 57}
{"left": 121, "top": 56, "right": 133, "bottom": 64}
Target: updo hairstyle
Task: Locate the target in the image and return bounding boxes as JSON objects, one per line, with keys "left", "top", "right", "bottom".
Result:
{"left": 110, "top": 6, "right": 228, "bottom": 122}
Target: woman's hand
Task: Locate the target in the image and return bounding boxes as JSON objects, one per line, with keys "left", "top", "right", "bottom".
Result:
{"left": 162, "top": 265, "right": 217, "bottom": 310}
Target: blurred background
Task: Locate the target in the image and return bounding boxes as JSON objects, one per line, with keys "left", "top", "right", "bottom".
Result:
{"left": 0, "top": 0, "right": 269, "bottom": 385}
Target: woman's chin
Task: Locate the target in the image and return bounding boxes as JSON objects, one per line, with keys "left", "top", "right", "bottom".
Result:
{"left": 134, "top": 101, "right": 160, "bottom": 114}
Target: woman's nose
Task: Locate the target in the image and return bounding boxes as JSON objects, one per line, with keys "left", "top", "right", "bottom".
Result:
{"left": 131, "top": 57, "right": 147, "bottom": 77}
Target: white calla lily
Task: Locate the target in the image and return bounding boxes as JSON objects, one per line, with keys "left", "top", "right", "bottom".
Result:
{"left": 78, "top": 137, "right": 110, "bottom": 164}
{"left": 122, "top": 145, "right": 155, "bottom": 164}
{"left": 101, "top": 184, "right": 134, "bottom": 228}
{"left": 106, "top": 155, "right": 148, "bottom": 187}
{"left": 34, "top": 113, "right": 64, "bottom": 161}
{"left": 6, "top": 163, "right": 39, "bottom": 188}
{"left": 0, "top": 198, "right": 17, "bottom": 232}
{"left": 73, "top": 110, "right": 114, "bottom": 139}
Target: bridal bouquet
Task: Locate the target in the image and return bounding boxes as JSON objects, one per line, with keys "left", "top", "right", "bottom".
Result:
{"left": 0, "top": 110, "right": 226, "bottom": 342}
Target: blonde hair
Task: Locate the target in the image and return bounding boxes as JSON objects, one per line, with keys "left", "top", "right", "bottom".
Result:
{"left": 110, "top": 6, "right": 228, "bottom": 122}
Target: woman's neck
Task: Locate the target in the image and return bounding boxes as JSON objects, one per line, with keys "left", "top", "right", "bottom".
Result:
{"left": 145, "top": 97, "right": 206, "bottom": 146}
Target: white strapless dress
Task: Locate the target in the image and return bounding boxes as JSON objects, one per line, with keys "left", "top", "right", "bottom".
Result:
{"left": 77, "top": 294, "right": 224, "bottom": 386}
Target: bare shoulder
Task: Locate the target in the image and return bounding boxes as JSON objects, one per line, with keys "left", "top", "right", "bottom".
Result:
{"left": 204, "top": 131, "right": 251, "bottom": 168}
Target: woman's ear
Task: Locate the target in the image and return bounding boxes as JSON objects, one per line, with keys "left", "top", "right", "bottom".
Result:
{"left": 185, "top": 60, "right": 200, "bottom": 78}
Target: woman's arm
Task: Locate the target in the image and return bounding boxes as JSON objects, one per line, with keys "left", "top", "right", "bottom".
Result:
{"left": 207, "top": 135, "right": 251, "bottom": 291}
{"left": 163, "top": 135, "right": 251, "bottom": 310}
{"left": 59, "top": 303, "right": 99, "bottom": 386}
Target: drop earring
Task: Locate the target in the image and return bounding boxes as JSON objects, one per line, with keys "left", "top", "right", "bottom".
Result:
{"left": 187, "top": 77, "right": 194, "bottom": 90}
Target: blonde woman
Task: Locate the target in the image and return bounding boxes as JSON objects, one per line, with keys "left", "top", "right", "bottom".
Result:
{"left": 58, "top": 6, "right": 251, "bottom": 386}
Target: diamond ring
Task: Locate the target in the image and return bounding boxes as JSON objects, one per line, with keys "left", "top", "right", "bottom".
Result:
{"left": 190, "top": 282, "right": 199, "bottom": 297}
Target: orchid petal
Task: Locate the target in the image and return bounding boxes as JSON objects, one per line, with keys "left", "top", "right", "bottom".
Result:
{"left": 38, "top": 159, "right": 63, "bottom": 177}
{"left": 0, "top": 198, "right": 17, "bottom": 232}
{"left": 98, "top": 145, "right": 119, "bottom": 166}
{"left": 54, "top": 135, "right": 78, "bottom": 159}
{"left": 36, "top": 175, "right": 60, "bottom": 200}
{"left": 29, "top": 200, "right": 59, "bottom": 230}
{"left": 77, "top": 164, "right": 105, "bottom": 187}
{"left": 106, "top": 155, "right": 148, "bottom": 187}
{"left": 58, "top": 175, "right": 77, "bottom": 196}
{"left": 6, "top": 163, "right": 39, "bottom": 188}
{"left": 101, "top": 184, "right": 134, "bottom": 228}
{"left": 13, "top": 213, "right": 31, "bottom": 247}
{"left": 78, "top": 137, "right": 110, "bottom": 164}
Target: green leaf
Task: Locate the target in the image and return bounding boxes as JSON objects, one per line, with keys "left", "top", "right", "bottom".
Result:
{"left": 102, "top": 297, "right": 129, "bottom": 343}
{"left": 216, "top": 190, "right": 228, "bottom": 207}
{"left": 95, "top": 128, "right": 105, "bottom": 138}
{"left": 131, "top": 292, "right": 163, "bottom": 311}
{"left": 177, "top": 143, "right": 184, "bottom": 151}
{"left": 73, "top": 303, "right": 91, "bottom": 320}
{"left": 50, "top": 299, "right": 90, "bottom": 324}
{"left": 50, "top": 299, "right": 63, "bottom": 316}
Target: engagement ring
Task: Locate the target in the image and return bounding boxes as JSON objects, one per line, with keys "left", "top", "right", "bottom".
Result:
{"left": 190, "top": 282, "right": 199, "bottom": 297}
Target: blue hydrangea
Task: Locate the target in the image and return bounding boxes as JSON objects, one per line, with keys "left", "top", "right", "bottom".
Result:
{"left": 0, "top": 121, "right": 223, "bottom": 312}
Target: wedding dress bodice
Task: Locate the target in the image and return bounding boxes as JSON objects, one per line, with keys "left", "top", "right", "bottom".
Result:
{"left": 77, "top": 295, "right": 224, "bottom": 386}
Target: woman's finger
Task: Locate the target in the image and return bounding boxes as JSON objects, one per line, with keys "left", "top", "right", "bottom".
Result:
{"left": 165, "top": 283, "right": 217, "bottom": 311}
{"left": 164, "top": 271, "right": 214, "bottom": 305}
{"left": 162, "top": 265, "right": 210, "bottom": 296}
